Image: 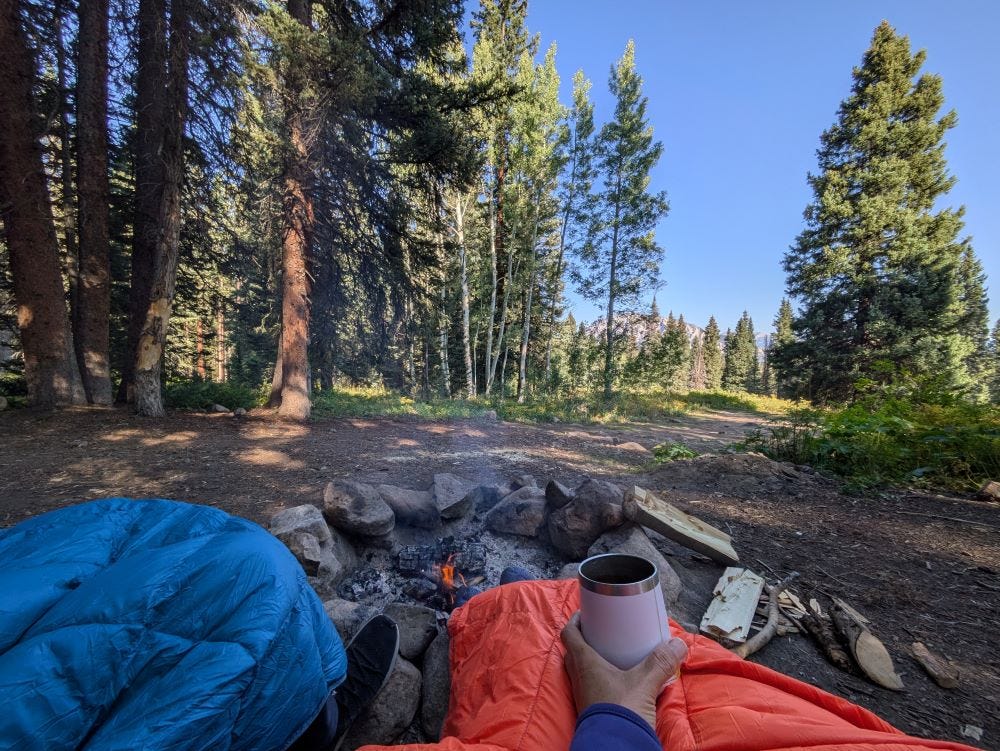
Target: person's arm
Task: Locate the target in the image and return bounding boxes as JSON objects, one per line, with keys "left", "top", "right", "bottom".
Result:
{"left": 570, "top": 703, "right": 661, "bottom": 751}
{"left": 561, "top": 612, "right": 687, "bottom": 750}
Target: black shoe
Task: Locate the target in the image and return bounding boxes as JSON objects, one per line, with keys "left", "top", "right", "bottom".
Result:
{"left": 331, "top": 614, "right": 400, "bottom": 750}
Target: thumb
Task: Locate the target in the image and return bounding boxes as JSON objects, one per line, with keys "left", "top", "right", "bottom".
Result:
{"left": 634, "top": 637, "right": 687, "bottom": 690}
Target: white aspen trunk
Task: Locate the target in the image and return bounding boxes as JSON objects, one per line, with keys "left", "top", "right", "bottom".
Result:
{"left": 454, "top": 194, "right": 474, "bottom": 399}
{"left": 517, "top": 203, "right": 540, "bottom": 404}
{"left": 484, "top": 177, "right": 498, "bottom": 395}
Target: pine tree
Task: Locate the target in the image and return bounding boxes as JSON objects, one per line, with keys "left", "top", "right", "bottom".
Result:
{"left": 688, "top": 335, "right": 705, "bottom": 390}
{"left": 955, "top": 247, "right": 990, "bottom": 401}
{"left": 576, "top": 40, "right": 668, "bottom": 399}
{"left": 722, "top": 312, "right": 757, "bottom": 391}
{"left": 777, "top": 22, "right": 984, "bottom": 402}
{"left": 702, "top": 316, "right": 723, "bottom": 390}
{"left": 771, "top": 298, "right": 794, "bottom": 397}
{"left": 989, "top": 318, "right": 1000, "bottom": 404}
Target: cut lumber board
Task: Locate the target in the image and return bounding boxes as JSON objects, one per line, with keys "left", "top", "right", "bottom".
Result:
{"left": 700, "top": 567, "right": 764, "bottom": 643}
{"left": 624, "top": 486, "right": 740, "bottom": 566}
{"left": 830, "top": 602, "right": 904, "bottom": 691}
{"left": 911, "top": 642, "right": 959, "bottom": 689}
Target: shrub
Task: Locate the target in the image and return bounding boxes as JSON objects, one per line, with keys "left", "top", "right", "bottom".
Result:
{"left": 164, "top": 379, "right": 263, "bottom": 411}
{"left": 652, "top": 441, "right": 698, "bottom": 462}
{"left": 741, "top": 398, "right": 1000, "bottom": 492}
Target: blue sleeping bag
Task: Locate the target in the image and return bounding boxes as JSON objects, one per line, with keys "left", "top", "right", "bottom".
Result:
{"left": 0, "top": 498, "right": 348, "bottom": 750}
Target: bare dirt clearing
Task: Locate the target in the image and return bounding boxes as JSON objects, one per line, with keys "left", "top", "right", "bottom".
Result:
{"left": 1, "top": 406, "right": 996, "bottom": 748}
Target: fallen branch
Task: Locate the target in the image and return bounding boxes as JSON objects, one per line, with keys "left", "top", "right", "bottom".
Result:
{"left": 895, "top": 510, "right": 1000, "bottom": 530}
{"left": 732, "top": 572, "right": 799, "bottom": 659}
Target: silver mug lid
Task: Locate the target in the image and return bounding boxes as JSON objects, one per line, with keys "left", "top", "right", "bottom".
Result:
{"left": 578, "top": 553, "right": 659, "bottom": 596}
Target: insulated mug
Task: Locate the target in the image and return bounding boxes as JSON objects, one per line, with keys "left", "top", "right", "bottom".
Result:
{"left": 578, "top": 553, "right": 670, "bottom": 671}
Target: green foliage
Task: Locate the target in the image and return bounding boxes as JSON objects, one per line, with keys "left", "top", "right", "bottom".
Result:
{"left": 742, "top": 397, "right": 1000, "bottom": 491}
{"left": 164, "top": 379, "right": 263, "bottom": 410}
{"left": 652, "top": 441, "right": 698, "bottom": 462}
{"left": 776, "top": 22, "right": 988, "bottom": 403}
{"left": 722, "top": 311, "right": 758, "bottom": 391}
{"left": 312, "top": 386, "right": 491, "bottom": 420}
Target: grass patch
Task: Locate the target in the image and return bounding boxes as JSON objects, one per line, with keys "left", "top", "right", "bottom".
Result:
{"left": 312, "top": 386, "right": 492, "bottom": 420}
{"left": 741, "top": 398, "right": 1000, "bottom": 492}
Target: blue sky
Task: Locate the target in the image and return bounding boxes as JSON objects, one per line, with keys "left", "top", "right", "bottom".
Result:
{"left": 465, "top": 1, "right": 1000, "bottom": 333}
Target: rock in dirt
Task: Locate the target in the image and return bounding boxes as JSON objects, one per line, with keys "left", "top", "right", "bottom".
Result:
{"left": 342, "top": 657, "right": 422, "bottom": 750}
{"left": 233, "top": 407, "right": 247, "bottom": 416}
{"left": 0, "top": 396, "right": 8, "bottom": 411}
{"left": 210, "top": 403, "right": 230, "bottom": 413}
{"left": 323, "top": 598, "right": 371, "bottom": 642}
{"left": 615, "top": 441, "right": 651, "bottom": 455}
{"left": 587, "top": 524, "right": 683, "bottom": 604}
{"left": 433, "top": 473, "right": 474, "bottom": 520}
{"left": 279, "top": 532, "right": 325, "bottom": 577}
{"left": 420, "top": 631, "right": 451, "bottom": 740}
{"left": 467, "top": 485, "right": 502, "bottom": 513}
{"left": 545, "top": 480, "right": 575, "bottom": 510}
{"left": 383, "top": 602, "right": 438, "bottom": 661}
{"left": 976, "top": 480, "right": 1000, "bottom": 502}
{"left": 486, "top": 487, "right": 547, "bottom": 537}
{"left": 324, "top": 480, "right": 395, "bottom": 537}
{"left": 548, "top": 479, "right": 624, "bottom": 559}
{"left": 378, "top": 485, "right": 441, "bottom": 529}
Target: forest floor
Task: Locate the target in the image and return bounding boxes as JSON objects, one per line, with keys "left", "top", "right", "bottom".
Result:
{"left": 1, "top": 405, "right": 997, "bottom": 748}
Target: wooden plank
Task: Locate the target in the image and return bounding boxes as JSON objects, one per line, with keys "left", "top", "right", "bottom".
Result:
{"left": 624, "top": 486, "right": 740, "bottom": 566}
{"left": 700, "top": 567, "right": 765, "bottom": 643}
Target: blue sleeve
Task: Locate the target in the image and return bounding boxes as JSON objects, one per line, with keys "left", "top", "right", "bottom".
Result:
{"left": 570, "top": 703, "right": 661, "bottom": 751}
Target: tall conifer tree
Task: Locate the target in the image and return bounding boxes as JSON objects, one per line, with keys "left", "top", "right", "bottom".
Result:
{"left": 576, "top": 40, "right": 668, "bottom": 399}
{"left": 777, "top": 22, "right": 984, "bottom": 402}
{"left": 702, "top": 316, "right": 723, "bottom": 390}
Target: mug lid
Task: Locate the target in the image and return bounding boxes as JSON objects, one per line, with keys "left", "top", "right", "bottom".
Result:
{"left": 578, "top": 553, "right": 659, "bottom": 596}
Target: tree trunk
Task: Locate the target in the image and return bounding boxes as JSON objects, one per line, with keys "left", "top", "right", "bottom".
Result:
{"left": 487, "top": 221, "right": 515, "bottom": 393}
{"left": 454, "top": 194, "right": 474, "bottom": 399}
{"left": 544, "top": 132, "right": 580, "bottom": 383}
{"left": 484, "top": 177, "right": 498, "bottom": 395}
{"left": 120, "top": 0, "right": 168, "bottom": 402}
{"left": 133, "top": 0, "right": 188, "bottom": 417}
{"left": 438, "top": 283, "right": 450, "bottom": 398}
{"left": 74, "top": 0, "right": 113, "bottom": 404}
{"left": 517, "top": 205, "right": 540, "bottom": 404}
{"left": 196, "top": 317, "right": 206, "bottom": 378}
{"left": 55, "top": 1, "right": 79, "bottom": 330}
{"left": 273, "top": 0, "right": 315, "bottom": 420}
{"left": 604, "top": 173, "right": 623, "bottom": 400}
{"left": 215, "top": 302, "right": 226, "bottom": 382}
{"left": 0, "top": 0, "right": 86, "bottom": 407}
{"left": 268, "top": 327, "right": 283, "bottom": 405}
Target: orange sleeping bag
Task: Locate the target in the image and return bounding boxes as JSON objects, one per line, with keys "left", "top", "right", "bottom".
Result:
{"left": 359, "top": 580, "right": 979, "bottom": 751}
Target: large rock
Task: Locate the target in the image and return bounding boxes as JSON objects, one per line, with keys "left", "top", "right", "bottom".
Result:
{"left": 433, "top": 473, "right": 474, "bottom": 520}
{"left": 420, "top": 631, "right": 451, "bottom": 740}
{"left": 486, "top": 487, "right": 547, "bottom": 537}
{"left": 0, "top": 396, "right": 8, "bottom": 411}
{"left": 587, "top": 524, "right": 683, "bottom": 604}
{"left": 557, "top": 562, "right": 580, "bottom": 580}
{"left": 378, "top": 485, "right": 441, "bottom": 529}
{"left": 383, "top": 602, "right": 438, "bottom": 661}
{"left": 324, "top": 480, "right": 395, "bottom": 537}
{"left": 545, "top": 480, "right": 575, "bottom": 510}
{"left": 467, "top": 485, "right": 502, "bottom": 513}
{"left": 510, "top": 473, "right": 537, "bottom": 490}
{"left": 547, "top": 479, "right": 624, "bottom": 558}
{"left": 269, "top": 505, "right": 356, "bottom": 582}
{"left": 323, "top": 598, "right": 371, "bottom": 642}
{"left": 270, "top": 504, "right": 332, "bottom": 544}
{"left": 342, "top": 657, "right": 422, "bottom": 750}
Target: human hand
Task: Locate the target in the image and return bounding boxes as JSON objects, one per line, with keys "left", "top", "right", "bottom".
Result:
{"left": 560, "top": 612, "right": 688, "bottom": 729}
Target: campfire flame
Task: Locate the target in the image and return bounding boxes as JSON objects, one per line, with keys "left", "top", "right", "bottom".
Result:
{"left": 431, "top": 553, "right": 467, "bottom": 605}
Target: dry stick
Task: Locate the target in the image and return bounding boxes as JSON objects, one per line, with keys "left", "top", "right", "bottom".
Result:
{"left": 733, "top": 572, "right": 800, "bottom": 659}
{"left": 895, "top": 510, "right": 1000, "bottom": 530}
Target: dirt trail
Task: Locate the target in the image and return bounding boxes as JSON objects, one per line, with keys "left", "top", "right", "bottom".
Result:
{"left": 1, "top": 406, "right": 996, "bottom": 748}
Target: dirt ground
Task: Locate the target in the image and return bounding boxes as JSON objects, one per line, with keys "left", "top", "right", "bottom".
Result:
{"left": 1, "top": 406, "right": 997, "bottom": 748}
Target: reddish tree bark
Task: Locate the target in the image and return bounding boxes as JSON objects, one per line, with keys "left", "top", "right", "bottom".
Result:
{"left": 133, "top": 0, "right": 188, "bottom": 416}
{"left": 196, "top": 317, "right": 206, "bottom": 378}
{"left": 273, "top": 0, "right": 315, "bottom": 420}
{"left": 0, "top": 0, "right": 85, "bottom": 407}
{"left": 74, "top": 0, "right": 113, "bottom": 404}
{"left": 118, "top": 0, "right": 167, "bottom": 402}
{"left": 215, "top": 303, "right": 226, "bottom": 382}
